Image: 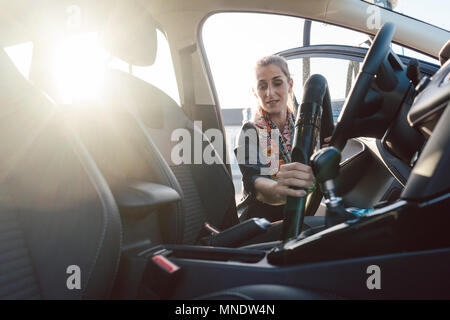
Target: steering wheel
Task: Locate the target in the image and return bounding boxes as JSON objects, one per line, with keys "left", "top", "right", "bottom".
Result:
{"left": 330, "top": 22, "right": 396, "bottom": 150}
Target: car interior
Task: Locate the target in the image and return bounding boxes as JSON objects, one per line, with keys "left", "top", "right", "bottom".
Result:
{"left": 0, "top": 0, "right": 449, "bottom": 300}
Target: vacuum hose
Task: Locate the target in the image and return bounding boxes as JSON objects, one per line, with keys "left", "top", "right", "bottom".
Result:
{"left": 282, "top": 74, "right": 334, "bottom": 240}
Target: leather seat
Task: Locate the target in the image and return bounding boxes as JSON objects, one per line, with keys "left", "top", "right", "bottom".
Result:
{"left": 0, "top": 48, "right": 122, "bottom": 299}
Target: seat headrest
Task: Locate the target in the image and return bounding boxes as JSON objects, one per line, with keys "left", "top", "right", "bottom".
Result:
{"left": 100, "top": 0, "right": 157, "bottom": 66}
{"left": 439, "top": 40, "right": 450, "bottom": 66}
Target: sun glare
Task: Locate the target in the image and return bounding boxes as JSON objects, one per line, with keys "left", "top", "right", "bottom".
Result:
{"left": 53, "top": 33, "right": 108, "bottom": 105}
{"left": 4, "top": 42, "right": 33, "bottom": 79}
{"left": 5, "top": 30, "right": 181, "bottom": 107}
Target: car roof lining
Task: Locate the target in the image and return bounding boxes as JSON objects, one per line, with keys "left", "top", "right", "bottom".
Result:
{"left": 1, "top": 0, "right": 448, "bottom": 55}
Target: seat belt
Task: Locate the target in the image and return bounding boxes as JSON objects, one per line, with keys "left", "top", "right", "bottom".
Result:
{"left": 178, "top": 43, "right": 233, "bottom": 175}
{"left": 179, "top": 43, "right": 197, "bottom": 121}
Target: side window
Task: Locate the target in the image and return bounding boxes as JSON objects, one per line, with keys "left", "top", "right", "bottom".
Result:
{"left": 4, "top": 42, "right": 34, "bottom": 79}
{"left": 203, "top": 12, "right": 307, "bottom": 202}
{"left": 306, "top": 23, "right": 369, "bottom": 121}
{"left": 287, "top": 57, "right": 361, "bottom": 124}
{"left": 391, "top": 44, "right": 439, "bottom": 64}
{"left": 311, "top": 21, "right": 439, "bottom": 64}
{"left": 131, "top": 30, "right": 180, "bottom": 106}
{"left": 288, "top": 22, "right": 439, "bottom": 122}
{"left": 203, "top": 14, "right": 368, "bottom": 201}
{"left": 4, "top": 32, "right": 180, "bottom": 107}
{"left": 202, "top": 13, "right": 439, "bottom": 201}
{"left": 310, "top": 22, "right": 370, "bottom": 47}
{"left": 110, "top": 29, "right": 181, "bottom": 106}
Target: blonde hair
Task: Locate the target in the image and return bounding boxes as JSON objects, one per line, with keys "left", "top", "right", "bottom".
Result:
{"left": 254, "top": 55, "right": 295, "bottom": 113}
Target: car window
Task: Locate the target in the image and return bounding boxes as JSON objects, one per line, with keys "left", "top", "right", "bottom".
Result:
{"left": 4, "top": 42, "right": 34, "bottom": 80}
{"left": 203, "top": 13, "right": 306, "bottom": 109}
{"left": 310, "top": 22, "right": 370, "bottom": 47}
{"left": 5, "top": 30, "right": 180, "bottom": 106}
{"left": 202, "top": 11, "right": 439, "bottom": 201}
{"left": 202, "top": 12, "right": 307, "bottom": 201}
{"left": 203, "top": 13, "right": 366, "bottom": 200}
{"left": 391, "top": 44, "right": 439, "bottom": 64}
{"left": 361, "top": 0, "right": 446, "bottom": 64}
{"left": 287, "top": 57, "right": 360, "bottom": 124}
{"left": 131, "top": 30, "right": 181, "bottom": 106}
{"left": 108, "top": 30, "right": 181, "bottom": 106}
{"left": 311, "top": 21, "right": 439, "bottom": 64}
{"left": 363, "top": 0, "right": 450, "bottom": 32}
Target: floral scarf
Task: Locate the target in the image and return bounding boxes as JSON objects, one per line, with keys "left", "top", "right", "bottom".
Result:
{"left": 253, "top": 106, "right": 296, "bottom": 176}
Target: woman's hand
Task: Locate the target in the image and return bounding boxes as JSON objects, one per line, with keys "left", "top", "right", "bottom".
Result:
{"left": 274, "top": 162, "right": 314, "bottom": 199}
{"left": 253, "top": 137, "right": 331, "bottom": 206}
{"left": 254, "top": 162, "right": 314, "bottom": 205}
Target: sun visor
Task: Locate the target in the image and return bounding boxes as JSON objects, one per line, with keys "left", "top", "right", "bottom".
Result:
{"left": 100, "top": 0, "right": 157, "bottom": 66}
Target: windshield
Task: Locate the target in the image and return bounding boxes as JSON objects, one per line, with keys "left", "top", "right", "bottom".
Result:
{"left": 363, "top": 0, "right": 450, "bottom": 31}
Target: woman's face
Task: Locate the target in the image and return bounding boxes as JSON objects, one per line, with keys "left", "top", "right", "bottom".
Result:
{"left": 254, "top": 63, "right": 293, "bottom": 115}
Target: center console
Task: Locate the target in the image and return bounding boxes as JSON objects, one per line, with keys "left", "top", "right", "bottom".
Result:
{"left": 111, "top": 188, "right": 449, "bottom": 300}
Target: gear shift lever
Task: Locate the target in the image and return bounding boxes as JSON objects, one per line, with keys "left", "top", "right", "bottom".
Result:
{"left": 311, "top": 147, "right": 357, "bottom": 227}
{"left": 311, "top": 147, "right": 341, "bottom": 205}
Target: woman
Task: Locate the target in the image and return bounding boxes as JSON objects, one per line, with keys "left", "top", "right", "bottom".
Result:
{"left": 235, "top": 55, "right": 330, "bottom": 222}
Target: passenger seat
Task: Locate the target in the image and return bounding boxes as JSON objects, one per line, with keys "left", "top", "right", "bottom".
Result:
{"left": 98, "top": 1, "right": 320, "bottom": 247}
{"left": 100, "top": 1, "right": 239, "bottom": 246}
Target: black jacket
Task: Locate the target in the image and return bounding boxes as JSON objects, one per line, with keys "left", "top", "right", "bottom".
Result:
{"left": 234, "top": 122, "right": 285, "bottom": 222}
